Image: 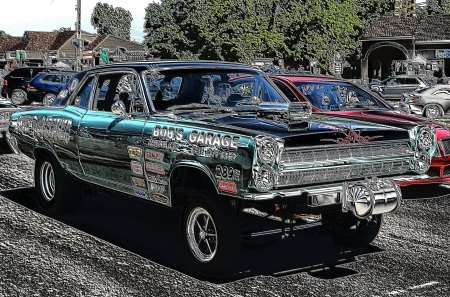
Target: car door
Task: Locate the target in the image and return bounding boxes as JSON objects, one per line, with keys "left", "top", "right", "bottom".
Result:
{"left": 77, "top": 69, "right": 148, "bottom": 196}
{"left": 383, "top": 77, "right": 403, "bottom": 99}
{"left": 401, "top": 78, "right": 421, "bottom": 95}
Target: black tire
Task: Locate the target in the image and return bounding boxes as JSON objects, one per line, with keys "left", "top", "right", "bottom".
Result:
{"left": 322, "top": 213, "right": 382, "bottom": 247}
{"left": 181, "top": 193, "right": 241, "bottom": 277}
{"left": 34, "top": 155, "right": 82, "bottom": 215}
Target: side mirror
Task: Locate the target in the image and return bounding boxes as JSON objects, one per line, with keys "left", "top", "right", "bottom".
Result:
{"left": 111, "top": 100, "right": 127, "bottom": 116}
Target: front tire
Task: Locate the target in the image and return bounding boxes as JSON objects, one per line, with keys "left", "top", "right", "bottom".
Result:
{"left": 10, "top": 89, "right": 27, "bottom": 105}
{"left": 35, "top": 155, "right": 82, "bottom": 215}
{"left": 322, "top": 213, "right": 382, "bottom": 247}
{"left": 181, "top": 194, "right": 241, "bottom": 277}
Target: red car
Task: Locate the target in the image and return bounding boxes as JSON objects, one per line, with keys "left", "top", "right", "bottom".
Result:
{"left": 271, "top": 75, "right": 450, "bottom": 186}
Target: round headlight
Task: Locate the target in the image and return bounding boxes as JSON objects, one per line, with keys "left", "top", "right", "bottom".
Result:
{"left": 413, "top": 151, "right": 431, "bottom": 174}
{"left": 417, "top": 128, "right": 433, "bottom": 150}
{"left": 253, "top": 165, "right": 275, "bottom": 192}
{"left": 256, "top": 136, "right": 278, "bottom": 164}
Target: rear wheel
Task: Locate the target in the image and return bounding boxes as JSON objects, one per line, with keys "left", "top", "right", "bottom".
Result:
{"left": 181, "top": 193, "right": 241, "bottom": 277}
{"left": 35, "top": 155, "right": 82, "bottom": 215}
{"left": 322, "top": 213, "right": 382, "bottom": 247}
{"left": 43, "top": 93, "right": 56, "bottom": 106}
{"left": 10, "top": 89, "right": 27, "bottom": 105}
{"left": 424, "top": 104, "right": 444, "bottom": 119}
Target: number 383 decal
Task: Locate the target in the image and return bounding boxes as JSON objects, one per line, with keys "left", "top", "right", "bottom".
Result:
{"left": 215, "top": 165, "right": 241, "bottom": 181}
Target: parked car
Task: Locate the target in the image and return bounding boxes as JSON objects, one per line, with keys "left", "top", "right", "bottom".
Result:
{"left": 271, "top": 74, "right": 449, "bottom": 186}
{"left": 0, "top": 99, "right": 18, "bottom": 153}
{"left": 8, "top": 61, "right": 434, "bottom": 277}
{"left": 369, "top": 75, "right": 436, "bottom": 100}
{"left": 1, "top": 67, "right": 58, "bottom": 105}
{"left": 399, "top": 84, "right": 450, "bottom": 119}
{"left": 27, "top": 71, "right": 74, "bottom": 106}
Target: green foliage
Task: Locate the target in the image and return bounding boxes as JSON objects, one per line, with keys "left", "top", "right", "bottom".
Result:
{"left": 143, "top": 0, "right": 393, "bottom": 71}
{"left": 0, "top": 30, "right": 10, "bottom": 37}
{"left": 91, "top": 2, "right": 133, "bottom": 40}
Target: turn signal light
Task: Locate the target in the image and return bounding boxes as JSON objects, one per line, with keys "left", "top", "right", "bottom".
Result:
{"left": 409, "top": 96, "right": 420, "bottom": 101}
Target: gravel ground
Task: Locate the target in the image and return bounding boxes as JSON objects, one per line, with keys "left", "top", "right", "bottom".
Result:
{"left": 0, "top": 154, "right": 449, "bottom": 296}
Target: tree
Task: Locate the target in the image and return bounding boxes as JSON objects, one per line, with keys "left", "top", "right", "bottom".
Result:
{"left": 0, "top": 30, "right": 10, "bottom": 37}
{"left": 91, "top": 2, "right": 133, "bottom": 40}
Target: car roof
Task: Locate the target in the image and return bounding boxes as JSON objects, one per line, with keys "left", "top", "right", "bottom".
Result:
{"left": 85, "top": 60, "right": 257, "bottom": 72}
{"left": 272, "top": 74, "right": 343, "bottom": 83}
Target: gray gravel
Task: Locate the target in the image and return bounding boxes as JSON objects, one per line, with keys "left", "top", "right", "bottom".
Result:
{"left": 0, "top": 153, "right": 449, "bottom": 296}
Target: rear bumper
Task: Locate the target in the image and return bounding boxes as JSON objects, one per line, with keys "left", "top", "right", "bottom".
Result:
{"left": 398, "top": 101, "right": 423, "bottom": 116}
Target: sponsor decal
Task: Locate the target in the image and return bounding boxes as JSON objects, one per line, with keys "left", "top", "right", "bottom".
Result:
{"left": 16, "top": 115, "right": 72, "bottom": 144}
{"left": 145, "top": 162, "right": 165, "bottom": 175}
{"left": 152, "top": 193, "right": 170, "bottom": 206}
{"left": 128, "top": 146, "right": 142, "bottom": 159}
{"left": 150, "top": 182, "right": 166, "bottom": 194}
{"left": 130, "top": 160, "right": 143, "bottom": 176}
{"left": 215, "top": 165, "right": 241, "bottom": 181}
{"left": 322, "top": 128, "right": 383, "bottom": 144}
{"left": 147, "top": 126, "right": 241, "bottom": 162}
{"left": 133, "top": 188, "right": 148, "bottom": 200}
{"left": 145, "top": 149, "right": 164, "bottom": 162}
{"left": 147, "top": 174, "right": 169, "bottom": 185}
{"left": 131, "top": 176, "right": 146, "bottom": 188}
{"left": 146, "top": 137, "right": 179, "bottom": 151}
{"left": 218, "top": 180, "right": 237, "bottom": 193}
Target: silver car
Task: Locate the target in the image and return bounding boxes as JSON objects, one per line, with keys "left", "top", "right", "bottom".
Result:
{"left": 399, "top": 84, "right": 450, "bottom": 119}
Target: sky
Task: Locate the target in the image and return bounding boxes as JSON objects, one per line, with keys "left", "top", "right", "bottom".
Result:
{"left": 0, "top": 0, "right": 160, "bottom": 42}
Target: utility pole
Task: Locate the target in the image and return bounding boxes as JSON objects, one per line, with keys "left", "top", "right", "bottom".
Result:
{"left": 75, "top": 0, "right": 82, "bottom": 71}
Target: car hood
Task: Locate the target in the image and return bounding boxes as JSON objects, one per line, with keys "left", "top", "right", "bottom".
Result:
{"left": 318, "top": 109, "right": 429, "bottom": 128}
{"left": 169, "top": 110, "right": 411, "bottom": 147}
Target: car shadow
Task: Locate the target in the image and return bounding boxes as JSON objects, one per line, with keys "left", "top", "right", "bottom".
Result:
{"left": 2, "top": 187, "right": 383, "bottom": 284}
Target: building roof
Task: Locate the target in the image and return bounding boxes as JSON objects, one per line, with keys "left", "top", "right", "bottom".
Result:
{"left": 0, "top": 36, "right": 23, "bottom": 52}
{"left": 362, "top": 14, "right": 450, "bottom": 41}
{"left": 0, "top": 31, "right": 76, "bottom": 52}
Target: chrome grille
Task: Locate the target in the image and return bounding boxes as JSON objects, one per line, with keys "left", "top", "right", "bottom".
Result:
{"left": 280, "top": 141, "right": 412, "bottom": 165}
{"left": 277, "top": 160, "right": 411, "bottom": 187}
{"left": 441, "top": 139, "right": 450, "bottom": 156}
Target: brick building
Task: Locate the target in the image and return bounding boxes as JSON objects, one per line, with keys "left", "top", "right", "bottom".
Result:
{"left": 0, "top": 31, "right": 146, "bottom": 69}
{"left": 361, "top": 14, "right": 450, "bottom": 81}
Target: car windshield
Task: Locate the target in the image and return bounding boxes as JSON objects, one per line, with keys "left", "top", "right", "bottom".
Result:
{"left": 144, "top": 69, "right": 287, "bottom": 112}
{"left": 292, "top": 81, "right": 389, "bottom": 111}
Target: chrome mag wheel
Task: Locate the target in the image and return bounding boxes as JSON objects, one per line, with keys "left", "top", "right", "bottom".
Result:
{"left": 186, "top": 207, "right": 218, "bottom": 263}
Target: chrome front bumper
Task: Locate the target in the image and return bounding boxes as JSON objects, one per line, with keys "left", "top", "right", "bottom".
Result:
{"left": 243, "top": 175, "right": 426, "bottom": 218}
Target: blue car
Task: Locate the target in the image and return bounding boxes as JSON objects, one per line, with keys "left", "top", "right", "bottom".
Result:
{"left": 27, "top": 71, "right": 75, "bottom": 106}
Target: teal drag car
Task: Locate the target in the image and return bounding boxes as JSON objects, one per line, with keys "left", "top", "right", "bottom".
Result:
{"left": 8, "top": 61, "right": 436, "bottom": 277}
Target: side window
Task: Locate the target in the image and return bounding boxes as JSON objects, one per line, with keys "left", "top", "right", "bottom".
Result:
{"left": 404, "top": 78, "right": 418, "bottom": 85}
{"left": 72, "top": 76, "right": 95, "bottom": 109}
{"left": 385, "top": 78, "right": 398, "bottom": 86}
{"left": 432, "top": 89, "right": 450, "bottom": 96}
{"left": 273, "top": 81, "right": 298, "bottom": 102}
{"left": 93, "top": 72, "right": 140, "bottom": 113}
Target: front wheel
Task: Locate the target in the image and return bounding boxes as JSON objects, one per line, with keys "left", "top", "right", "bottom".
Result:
{"left": 35, "top": 155, "right": 82, "bottom": 215}
{"left": 322, "top": 213, "right": 382, "bottom": 247}
{"left": 181, "top": 195, "right": 241, "bottom": 277}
